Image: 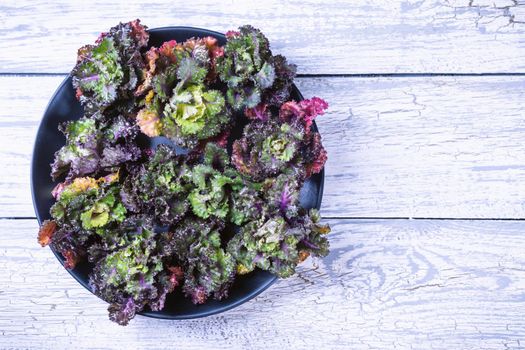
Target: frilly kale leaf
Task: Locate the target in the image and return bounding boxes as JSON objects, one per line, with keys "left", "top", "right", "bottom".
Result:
{"left": 279, "top": 97, "right": 329, "bottom": 134}
{"left": 232, "top": 119, "right": 303, "bottom": 181}
{"left": 155, "top": 216, "right": 234, "bottom": 304}
{"left": 73, "top": 20, "right": 148, "bottom": 114}
{"left": 73, "top": 38, "right": 123, "bottom": 113}
{"left": 183, "top": 229, "right": 235, "bottom": 304}
{"left": 45, "top": 174, "right": 123, "bottom": 268}
{"left": 262, "top": 173, "right": 300, "bottom": 220}
{"left": 228, "top": 209, "right": 330, "bottom": 278}
{"left": 159, "top": 216, "right": 222, "bottom": 262}
{"left": 229, "top": 171, "right": 299, "bottom": 226}
{"left": 89, "top": 223, "right": 174, "bottom": 326}
{"left": 262, "top": 54, "right": 296, "bottom": 107}
{"left": 135, "top": 37, "right": 228, "bottom": 148}
{"left": 51, "top": 115, "right": 142, "bottom": 180}
{"left": 162, "top": 83, "right": 230, "bottom": 148}
{"left": 279, "top": 97, "right": 329, "bottom": 177}
{"left": 136, "top": 36, "right": 222, "bottom": 99}
{"left": 217, "top": 25, "right": 296, "bottom": 111}
{"left": 187, "top": 164, "right": 234, "bottom": 219}
{"left": 86, "top": 215, "right": 153, "bottom": 263}
{"left": 120, "top": 144, "right": 189, "bottom": 225}
{"left": 51, "top": 117, "right": 99, "bottom": 180}
{"left": 187, "top": 144, "right": 245, "bottom": 220}
{"left": 181, "top": 36, "right": 224, "bottom": 83}
{"left": 135, "top": 40, "right": 179, "bottom": 101}
{"left": 136, "top": 107, "right": 162, "bottom": 137}
{"left": 302, "top": 131, "right": 328, "bottom": 178}
{"left": 232, "top": 97, "right": 329, "bottom": 180}
{"left": 79, "top": 189, "right": 127, "bottom": 230}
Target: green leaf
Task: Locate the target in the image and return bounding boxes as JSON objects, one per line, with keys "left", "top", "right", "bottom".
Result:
{"left": 254, "top": 61, "right": 275, "bottom": 89}
{"left": 81, "top": 202, "right": 110, "bottom": 229}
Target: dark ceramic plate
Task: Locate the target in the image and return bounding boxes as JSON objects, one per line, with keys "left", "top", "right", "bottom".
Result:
{"left": 31, "top": 27, "right": 324, "bottom": 319}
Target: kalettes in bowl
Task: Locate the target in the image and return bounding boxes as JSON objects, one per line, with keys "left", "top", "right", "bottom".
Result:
{"left": 33, "top": 20, "right": 330, "bottom": 325}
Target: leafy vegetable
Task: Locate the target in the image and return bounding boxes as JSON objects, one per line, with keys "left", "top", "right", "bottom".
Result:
{"left": 232, "top": 97, "right": 328, "bottom": 181}
{"left": 217, "top": 25, "right": 296, "bottom": 111}
{"left": 228, "top": 209, "right": 330, "bottom": 278}
{"left": 44, "top": 174, "right": 124, "bottom": 268}
{"left": 162, "top": 83, "right": 230, "bottom": 148}
{"left": 72, "top": 20, "right": 148, "bottom": 114}
{"left": 182, "top": 227, "right": 235, "bottom": 303}
{"left": 89, "top": 223, "right": 174, "bottom": 326}
{"left": 232, "top": 119, "right": 303, "bottom": 181}
{"left": 121, "top": 144, "right": 189, "bottom": 225}
{"left": 51, "top": 115, "right": 141, "bottom": 180}
{"left": 135, "top": 36, "right": 229, "bottom": 147}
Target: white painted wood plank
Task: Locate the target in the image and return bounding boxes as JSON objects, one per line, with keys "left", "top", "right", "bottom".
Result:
{"left": 0, "top": 0, "right": 524, "bottom": 74}
{"left": 314, "top": 75, "right": 525, "bottom": 218}
{"left": 2, "top": 75, "right": 525, "bottom": 218}
{"left": 1, "top": 218, "right": 524, "bottom": 349}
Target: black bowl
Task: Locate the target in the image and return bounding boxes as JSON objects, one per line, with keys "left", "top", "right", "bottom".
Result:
{"left": 31, "top": 27, "right": 324, "bottom": 319}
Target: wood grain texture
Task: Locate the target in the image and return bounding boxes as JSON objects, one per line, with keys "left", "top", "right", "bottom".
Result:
{"left": 1, "top": 218, "right": 524, "bottom": 349}
{"left": 2, "top": 75, "right": 525, "bottom": 218}
{"left": 0, "top": 0, "right": 525, "bottom": 74}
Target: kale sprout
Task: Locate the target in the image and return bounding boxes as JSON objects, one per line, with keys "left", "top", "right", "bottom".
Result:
{"left": 121, "top": 144, "right": 189, "bottom": 225}
{"left": 40, "top": 174, "right": 125, "bottom": 268}
{"left": 51, "top": 115, "right": 142, "bottom": 180}
{"left": 135, "top": 37, "right": 229, "bottom": 148}
{"left": 228, "top": 209, "right": 330, "bottom": 278}
{"left": 72, "top": 20, "right": 148, "bottom": 114}
{"left": 232, "top": 120, "right": 302, "bottom": 181}
{"left": 162, "top": 83, "right": 230, "bottom": 148}
{"left": 89, "top": 223, "right": 174, "bottom": 326}
{"left": 232, "top": 97, "right": 328, "bottom": 181}
{"left": 229, "top": 172, "right": 301, "bottom": 229}
{"left": 217, "top": 25, "right": 296, "bottom": 111}
{"left": 182, "top": 227, "right": 236, "bottom": 303}
{"left": 187, "top": 163, "right": 242, "bottom": 219}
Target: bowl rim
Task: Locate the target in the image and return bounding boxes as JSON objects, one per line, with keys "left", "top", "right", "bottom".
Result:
{"left": 31, "top": 26, "right": 324, "bottom": 320}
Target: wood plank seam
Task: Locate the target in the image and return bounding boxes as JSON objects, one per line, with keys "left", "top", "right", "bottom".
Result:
{"left": 4, "top": 75, "right": 525, "bottom": 218}
{"left": 4, "top": 73, "right": 525, "bottom": 77}
{"left": 2, "top": 219, "right": 525, "bottom": 348}
{"left": 1, "top": 1, "right": 524, "bottom": 74}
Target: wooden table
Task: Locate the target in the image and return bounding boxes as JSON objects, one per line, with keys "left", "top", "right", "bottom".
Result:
{"left": 1, "top": 1, "right": 525, "bottom": 349}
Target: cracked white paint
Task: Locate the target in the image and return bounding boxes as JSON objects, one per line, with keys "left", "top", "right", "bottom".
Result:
{"left": 1, "top": 220, "right": 525, "bottom": 348}
{"left": 2, "top": 1, "right": 525, "bottom": 349}
{"left": 0, "top": 1, "right": 524, "bottom": 73}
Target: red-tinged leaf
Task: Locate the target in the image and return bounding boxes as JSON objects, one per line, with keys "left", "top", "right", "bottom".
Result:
{"left": 225, "top": 30, "right": 240, "bottom": 38}
{"left": 304, "top": 132, "right": 328, "bottom": 177}
{"left": 280, "top": 97, "right": 328, "bottom": 133}
{"left": 157, "top": 40, "right": 178, "bottom": 64}
{"left": 168, "top": 266, "right": 184, "bottom": 287}
{"left": 190, "top": 286, "right": 208, "bottom": 304}
{"left": 51, "top": 182, "right": 67, "bottom": 199}
{"left": 245, "top": 104, "right": 270, "bottom": 121}
{"left": 75, "top": 87, "right": 83, "bottom": 99}
{"left": 63, "top": 250, "right": 80, "bottom": 269}
{"left": 130, "top": 19, "right": 149, "bottom": 48}
{"left": 37, "top": 220, "right": 57, "bottom": 247}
